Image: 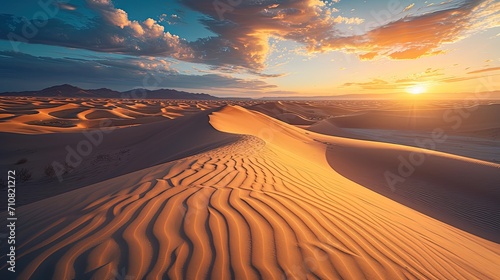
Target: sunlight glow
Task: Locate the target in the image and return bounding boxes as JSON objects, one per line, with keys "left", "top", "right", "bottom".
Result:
{"left": 407, "top": 84, "right": 426, "bottom": 95}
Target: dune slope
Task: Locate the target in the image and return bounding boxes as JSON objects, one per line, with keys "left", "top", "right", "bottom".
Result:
{"left": 324, "top": 135, "right": 500, "bottom": 242}
{"left": 0, "top": 105, "right": 498, "bottom": 279}
{"left": 0, "top": 108, "right": 240, "bottom": 208}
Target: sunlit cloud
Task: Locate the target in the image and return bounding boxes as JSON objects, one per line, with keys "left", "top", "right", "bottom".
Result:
{"left": 0, "top": 0, "right": 194, "bottom": 59}
{"left": 467, "top": 67, "right": 500, "bottom": 74}
{"left": 333, "top": 15, "right": 364, "bottom": 25}
{"left": 56, "top": 2, "right": 77, "bottom": 11}
{"left": 342, "top": 67, "right": 499, "bottom": 93}
{"left": 403, "top": 3, "right": 415, "bottom": 12}
{"left": 184, "top": 0, "right": 499, "bottom": 69}
{"left": 327, "top": 0, "right": 499, "bottom": 60}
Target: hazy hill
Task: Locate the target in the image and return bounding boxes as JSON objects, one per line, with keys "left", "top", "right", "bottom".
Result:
{"left": 0, "top": 84, "right": 219, "bottom": 100}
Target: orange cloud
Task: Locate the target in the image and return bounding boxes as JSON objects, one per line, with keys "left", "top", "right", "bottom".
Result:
{"left": 395, "top": 68, "right": 444, "bottom": 83}
{"left": 321, "top": 0, "right": 497, "bottom": 60}
{"left": 440, "top": 76, "right": 481, "bottom": 83}
{"left": 388, "top": 49, "right": 445, "bottom": 60}
{"left": 185, "top": 0, "right": 498, "bottom": 70}
{"left": 359, "top": 52, "right": 378, "bottom": 60}
{"left": 342, "top": 79, "right": 404, "bottom": 90}
{"left": 467, "top": 67, "right": 500, "bottom": 74}
{"left": 333, "top": 15, "right": 364, "bottom": 25}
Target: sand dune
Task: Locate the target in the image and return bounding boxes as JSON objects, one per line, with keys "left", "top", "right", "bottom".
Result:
{"left": 307, "top": 118, "right": 358, "bottom": 138}
{"left": 0, "top": 108, "right": 240, "bottom": 207}
{"left": 0, "top": 97, "right": 226, "bottom": 134}
{"left": 321, "top": 132, "right": 500, "bottom": 241}
{"left": 323, "top": 127, "right": 500, "bottom": 163}
{"left": 323, "top": 103, "right": 500, "bottom": 132}
{"left": 299, "top": 103, "right": 500, "bottom": 163}
{"left": 276, "top": 113, "right": 315, "bottom": 125}
{"left": 1, "top": 105, "right": 498, "bottom": 279}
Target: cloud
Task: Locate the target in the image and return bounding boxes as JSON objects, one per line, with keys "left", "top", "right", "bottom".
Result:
{"left": 341, "top": 67, "right": 497, "bottom": 92}
{"left": 0, "top": 0, "right": 193, "bottom": 59}
{"left": 403, "top": 3, "right": 415, "bottom": 12}
{"left": 466, "top": 67, "right": 500, "bottom": 74}
{"left": 0, "top": 51, "right": 276, "bottom": 93}
{"left": 440, "top": 76, "right": 482, "bottom": 83}
{"left": 333, "top": 15, "right": 364, "bottom": 25}
{"left": 182, "top": 0, "right": 342, "bottom": 69}
{"left": 56, "top": 2, "right": 77, "bottom": 11}
{"left": 438, "top": 73, "right": 500, "bottom": 83}
{"left": 183, "top": 0, "right": 498, "bottom": 68}
{"left": 358, "top": 52, "right": 378, "bottom": 60}
{"left": 0, "top": 0, "right": 497, "bottom": 72}
{"left": 394, "top": 68, "right": 444, "bottom": 83}
{"left": 158, "top": 14, "right": 183, "bottom": 25}
{"left": 329, "top": 0, "right": 498, "bottom": 60}
{"left": 342, "top": 79, "right": 403, "bottom": 90}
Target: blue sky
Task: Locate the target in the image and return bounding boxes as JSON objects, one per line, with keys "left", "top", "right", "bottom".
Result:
{"left": 0, "top": 0, "right": 498, "bottom": 97}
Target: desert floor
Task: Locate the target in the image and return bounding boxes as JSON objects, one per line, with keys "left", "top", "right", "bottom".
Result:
{"left": 0, "top": 97, "right": 499, "bottom": 279}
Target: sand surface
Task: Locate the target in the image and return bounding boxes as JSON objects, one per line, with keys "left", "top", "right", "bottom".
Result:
{"left": 0, "top": 99, "right": 499, "bottom": 279}
{"left": 0, "top": 97, "right": 231, "bottom": 134}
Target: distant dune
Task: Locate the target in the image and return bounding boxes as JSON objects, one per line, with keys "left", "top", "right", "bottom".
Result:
{"left": 0, "top": 97, "right": 226, "bottom": 134}
{"left": 323, "top": 104, "right": 500, "bottom": 132}
{"left": 1, "top": 102, "right": 498, "bottom": 279}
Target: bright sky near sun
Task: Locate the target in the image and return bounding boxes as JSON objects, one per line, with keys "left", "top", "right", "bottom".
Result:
{"left": 0, "top": 0, "right": 499, "bottom": 97}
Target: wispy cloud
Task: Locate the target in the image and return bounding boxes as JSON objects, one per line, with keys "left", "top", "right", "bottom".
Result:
{"left": 342, "top": 66, "right": 498, "bottom": 91}
{"left": 403, "top": 3, "right": 415, "bottom": 12}
{"left": 466, "top": 67, "right": 500, "bottom": 74}
{"left": 342, "top": 79, "right": 400, "bottom": 90}
{"left": 56, "top": 2, "right": 77, "bottom": 11}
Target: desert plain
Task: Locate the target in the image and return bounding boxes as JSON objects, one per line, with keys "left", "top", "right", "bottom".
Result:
{"left": 0, "top": 96, "right": 499, "bottom": 279}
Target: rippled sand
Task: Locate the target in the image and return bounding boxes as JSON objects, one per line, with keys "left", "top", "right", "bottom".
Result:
{"left": 0, "top": 99, "right": 499, "bottom": 279}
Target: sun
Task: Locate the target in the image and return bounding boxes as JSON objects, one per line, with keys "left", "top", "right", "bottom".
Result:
{"left": 406, "top": 84, "right": 426, "bottom": 95}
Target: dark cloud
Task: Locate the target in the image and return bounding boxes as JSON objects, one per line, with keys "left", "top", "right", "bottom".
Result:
{"left": 183, "top": 0, "right": 340, "bottom": 69}
{"left": 0, "top": 51, "right": 276, "bottom": 92}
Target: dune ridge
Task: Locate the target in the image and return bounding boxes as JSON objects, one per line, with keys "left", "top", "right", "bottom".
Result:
{"left": 1, "top": 105, "right": 499, "bottom": 279}
{"left": 0, "top": 97, "right": 227, "bottom": 134}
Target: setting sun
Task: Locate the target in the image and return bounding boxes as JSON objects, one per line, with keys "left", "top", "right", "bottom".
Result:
{"left": 407, "top": 84, "right": 427, "bottom": 95}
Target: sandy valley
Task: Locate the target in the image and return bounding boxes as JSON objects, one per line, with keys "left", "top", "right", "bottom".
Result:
{"left": 0, "top": 97, "right": 499, "bottom": 279}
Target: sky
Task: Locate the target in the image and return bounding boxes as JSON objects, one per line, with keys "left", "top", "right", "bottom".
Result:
{"left": 0, "top": 0, "right": 499, "bottom": 97}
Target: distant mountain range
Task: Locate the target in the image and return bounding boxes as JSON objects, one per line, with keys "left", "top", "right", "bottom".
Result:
{"left": 2, "top": 84, "right": 499, "bottom": 100}
{"left": 0, "top": 84, "right": 220, "bottom": 100}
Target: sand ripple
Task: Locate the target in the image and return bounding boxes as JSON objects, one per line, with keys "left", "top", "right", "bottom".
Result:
{"left": 0, "top": 105, "right": 498, "bottom": 279}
